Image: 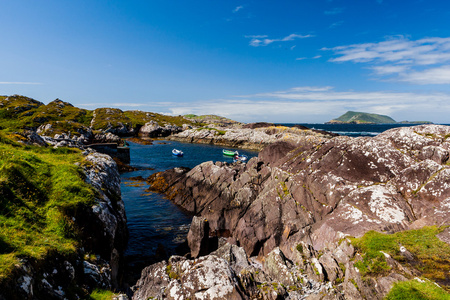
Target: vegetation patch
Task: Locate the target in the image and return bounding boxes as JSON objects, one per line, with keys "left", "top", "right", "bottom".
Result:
{"left": 88, "top": 288, "right": 121, "bottom": 300}
{"left": 351, "top": 226, "right": 450, "bottom": 291}
{"left": 0, "top": 132, "right": 95, "bottom": 281}
{"left": 385, "top": 279, "right": 449, "bottom": 300}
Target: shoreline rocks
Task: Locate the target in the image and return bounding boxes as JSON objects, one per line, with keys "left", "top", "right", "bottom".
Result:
{"left": 139, "top": 124, "right": 450, "bottom": 299}
{"left": 167, "top": 125, "right": 336, "bottom": 151}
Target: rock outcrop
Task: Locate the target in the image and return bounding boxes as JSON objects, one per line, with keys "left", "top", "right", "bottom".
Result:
{"left": 141, "top": 124, "right": 450, "bottom": 299}
{"left": 132, "top": 243, "right": 340, "bottom": 300}
{"left": 138, "top": 120, "right": 182, "bottom": 138}
{"left": 167, "top": 125, "right": 335, "bottom": 151}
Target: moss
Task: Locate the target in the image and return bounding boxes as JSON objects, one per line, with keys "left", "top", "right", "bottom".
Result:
{"left": 0, "top": 133, "right": 96, "bottom": 281}
{"left": 350, "top": 278, "right": 361, "bottom": 292}
{"left": 280, "top": 181, "right": 290, "bottom": 196}
{"left": 89, "top": 288, "right": 121, "bottom": 300}
{"left": 385, "top": 279, "right": 450, "bottom": 300}
{"left": 351, "top": 226, "right": 450, "bottom": 289}
{"left": 91, "top": 108, "right": 131, "bottom": 130}
{"left": 194, "top": 127, "right": 226, "bottom": 135}
{"left": 339, "top": 262, "right": 346, "bottom": 274}
{"left": 165, "top": 264, "right": 179, "bottom": 280}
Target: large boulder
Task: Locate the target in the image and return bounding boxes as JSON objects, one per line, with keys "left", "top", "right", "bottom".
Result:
{"left": 138, "top": 121, "right": 182, "bottom": 138}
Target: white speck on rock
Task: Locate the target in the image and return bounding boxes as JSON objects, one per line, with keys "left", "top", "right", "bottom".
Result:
{"left": 20, "top": 275, "right": 32, "bottom": 294}
{"left": 367, "top": 186, "right": 405, "bottom": 223}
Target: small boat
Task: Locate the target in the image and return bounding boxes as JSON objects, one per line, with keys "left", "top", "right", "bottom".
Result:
{"left": 172, "top": 149, "right": 184, "bottom": 156}
{"left": 234, "top": 154, "right": 248, "bottom": 162}
{"left": 223, "top": 149, "right": 239, "bottom": 156}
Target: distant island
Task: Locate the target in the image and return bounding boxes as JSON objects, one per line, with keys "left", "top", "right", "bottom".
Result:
{"left": 327, "top": 111, "right": 433, "bottom": 124}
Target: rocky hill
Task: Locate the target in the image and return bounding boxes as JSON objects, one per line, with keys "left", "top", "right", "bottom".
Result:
{"left": 328, "top": 111, "right": 397, "bottom": 124}
{"left": 0, "top": 94, "right": 200, "bottom": 138}
{"left": 138, "top": 124, "right": 450, "bottom": 299}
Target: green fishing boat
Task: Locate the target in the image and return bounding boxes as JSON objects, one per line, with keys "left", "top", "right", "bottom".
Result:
{"left": 223, "top": 149, "right": 238, "bottom": 156}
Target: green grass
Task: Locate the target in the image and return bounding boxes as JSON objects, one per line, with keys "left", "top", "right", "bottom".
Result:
{"left": 0, "top": 131, "right": 96, "bottom": 281}
{"left": 0, "top": 94, "right": 198, "bottom": 133}
{"left": 125, "top": 110, "right": 194, "bottom": 127}
{"left": 351, "top": 226, "right": 450, "bottom": 289}
{"left": 88, "top": 289, "right": 120, "bottom": 300}
{"left": 385, "top": 279, "right": 450, "bottom": 300}
{"left": 332, "top": 111, "right": 397, "bottom": 124}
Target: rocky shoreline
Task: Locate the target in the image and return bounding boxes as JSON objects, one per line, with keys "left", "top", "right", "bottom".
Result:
{"left": 165, "top": 124, "right": 337, "bottom": 151}
{"left": 2, "top": 95, "right": 450, "bottom": 299}
{"left": 134, "top": 124, "right": 450, "bottom": 299}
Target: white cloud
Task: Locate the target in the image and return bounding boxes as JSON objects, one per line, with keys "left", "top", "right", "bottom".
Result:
{"left": 156, "top": 86, "right": 450, "bottom": 123}
{"left": 371, "top": 65, "right": 410, "bottom": 75}
{"left": 326, "top": 36, "right": 450, "bottom": 84}
{"left": 399, "top": 65, "right": 450, "bottom": 84}
{"left": 246, "top": 33, "right": 314, "bottom": 47}
{"left": 233, "top": 5, "right": 243, "bottom": 13}
{"left": 296, "top": 57, "right": 307, "bottom": 61}
{"left": 0, "top": 82, "right": 41, "bottom": 85}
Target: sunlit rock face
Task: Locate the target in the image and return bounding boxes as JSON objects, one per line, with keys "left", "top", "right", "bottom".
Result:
{"left": 137, "top": 125, "right": 450, "bottom": 299}
{"left": 147, "top": 125, "right": 450, "bottom": 256}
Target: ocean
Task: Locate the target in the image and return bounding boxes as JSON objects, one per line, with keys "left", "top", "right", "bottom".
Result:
{"left": 284, "top": 123, "right": 441, "bottom": 137}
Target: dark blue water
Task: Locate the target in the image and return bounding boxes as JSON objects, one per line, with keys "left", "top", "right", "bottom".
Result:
{"left": 282, "top": 123, "right": 441, "bottom": 137}
{"left": 121, "top": 140, "right": 257, "bottom": 271}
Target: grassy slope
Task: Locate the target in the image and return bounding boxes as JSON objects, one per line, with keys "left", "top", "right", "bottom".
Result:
{"left": 0, "top": 95, "right": 199, "bottom": 133}
{"left": 0, "top": 131, "right": 96, "bottom": 281}
{"left": 351, "top": 226, "right": 450, "bottom": 296}
{"left": 333, "top": 111, "right": 397, "bottom": 124}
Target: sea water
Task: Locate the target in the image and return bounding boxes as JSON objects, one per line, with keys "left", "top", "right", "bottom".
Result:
{"left": 121, "top": 140, "right": 257, "bottom": 278}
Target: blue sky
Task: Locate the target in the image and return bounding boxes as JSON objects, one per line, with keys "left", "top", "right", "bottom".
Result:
{"left": 1, "top": 0, "right": 450, "bottom": 123}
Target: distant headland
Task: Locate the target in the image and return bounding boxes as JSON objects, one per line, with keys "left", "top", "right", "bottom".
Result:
{"left": 327, "top": 111, "right": 433, "bottom": 124}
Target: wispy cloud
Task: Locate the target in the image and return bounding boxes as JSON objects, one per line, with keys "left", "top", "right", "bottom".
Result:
{"left": 399, "top": 65, "right": 450, "bottom": 84}
{"left": 329, "top": 21, "right": 344, "bottom": 28}
{"left": 233, "top": 5, "right": 243, "bottom": 13}
{"left": 246, "top": 33, "right": 314, "bottom": 47}
{"left": 0, "top": 82, "right": 41, "bottom": 85}
{"left": 324, "top": 7, "right": 344, "bottom": 15}
{"left": 325, "top": 36, "right": 450, "bottom": 84}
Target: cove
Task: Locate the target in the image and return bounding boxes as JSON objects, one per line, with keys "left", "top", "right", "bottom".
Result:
{"left": 120, "top": 140, "right": 257, "bottom": 282}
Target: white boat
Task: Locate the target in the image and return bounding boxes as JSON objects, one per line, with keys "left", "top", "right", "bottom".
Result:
{"left": 233, "top": 154, "right": 248, "bottom": 162}
{"left": 172, "top": 149, "right": 184, "bottom": 156}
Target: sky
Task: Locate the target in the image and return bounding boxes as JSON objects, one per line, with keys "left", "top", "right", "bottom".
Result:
{"left": 1, "top": 0, "right": 450, "bottom": 123}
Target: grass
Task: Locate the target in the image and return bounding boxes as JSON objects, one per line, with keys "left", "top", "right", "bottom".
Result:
{"left": 0, "top": 131, "right": 96, "bottom": 281}
{"left": 0, "top": 94, "right": 198, "bottom": 134}
{"left": 0, "top": 96, "right": 92, "bottom": 130}
{"left": 88, "top": 289, "right": 120, "bottom": 300}
{"left": 385, "top": 279, "right": 450, "bottom": 300}
{"left": 351, "top": 226, "right": 450, "bottom": 291}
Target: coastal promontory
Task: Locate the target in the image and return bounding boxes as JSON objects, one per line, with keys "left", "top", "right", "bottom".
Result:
{"left": 327, "top": 111, "right": 432, "bottom": 124}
